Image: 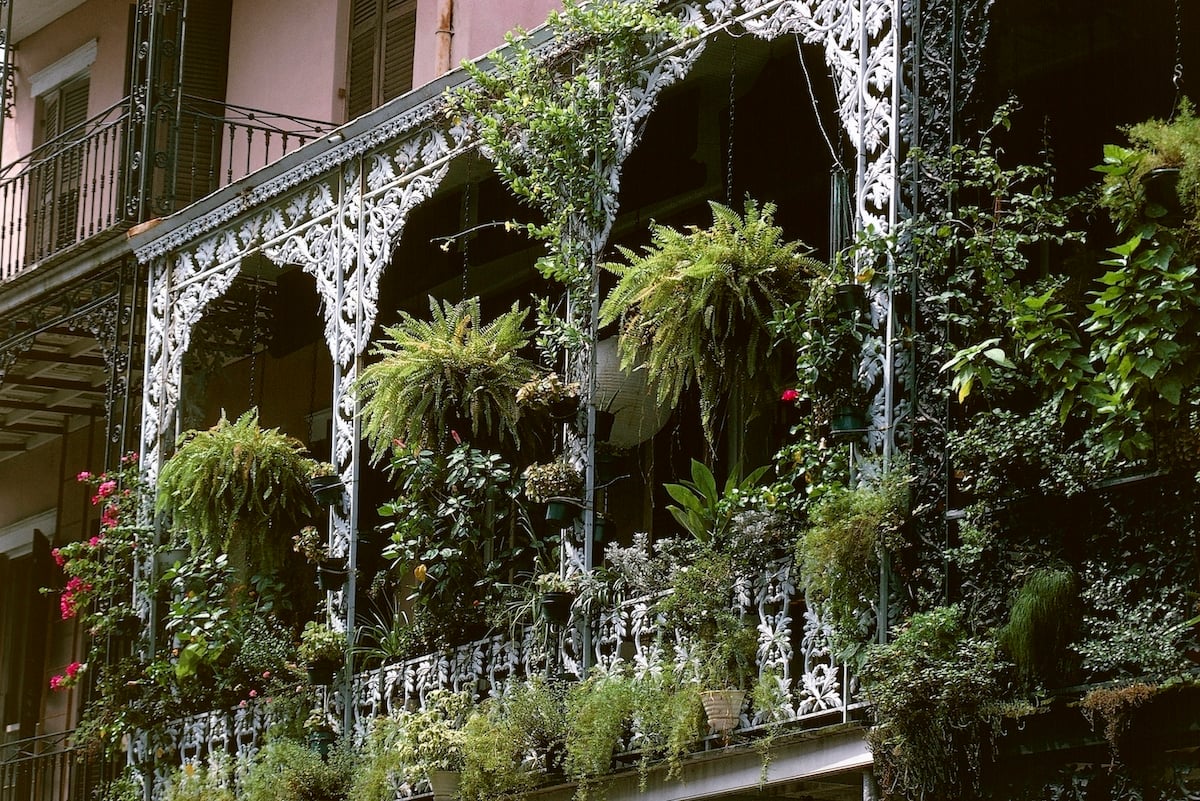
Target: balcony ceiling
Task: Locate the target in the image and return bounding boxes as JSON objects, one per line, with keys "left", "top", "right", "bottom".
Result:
{"left": 10, "top": 0, "right": 88, "bottom": 43}
{"left": 0, "top": 327, "right": 107, "bottom": 457}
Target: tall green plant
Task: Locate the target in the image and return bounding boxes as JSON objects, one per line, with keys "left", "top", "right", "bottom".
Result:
{"left": 663, "top": 459, "right": 770, "bottom": 547}
{"left": 600, "top": 199, "right": 820, "bottom": 442}
{"left": 998, "top": 568, "right": 1079, "bottom": 687}
{"left": 155, "top": 409, "right": 317, "bottom": 578}
{"left": 356, "top": 296, "right": 538, "bottom": 456}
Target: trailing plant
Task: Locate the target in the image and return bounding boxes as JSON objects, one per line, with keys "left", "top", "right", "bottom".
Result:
{"left": 356, "top": 296, "right": 538, "bottom": 456}
{"left": 162, "top": 755, "right": 235, "bottom": 801}
{"left": 565, "top": 669, "right": 634, "bottom": 797}
{"left": 629, "top": 657, "right": 704, "bottom": 784}
{"left": 692, "top": 617, "right": 759, "bottom": 691}
{"left": 998, "top": 568, "right": 1080, "bottom": 687}
{"left": 448, "top": 0, "right": 685, "bottom": 291}
{"left": 155, "top": 410, "right": 318, "bottom": 582}
{"left": 600, "top": 199, "right": 821, "bottom": 442}
{"left": 1079, "top": 683, "right": 1159, "bottom": 766}
{"left": 796, "top": 467, "right": 909, "bottom": 658}
{"left": 459, "top": 701, "right": 537, "bottom": 801}
{"left": 390, "top": 689, "right": 473, "bottom": 782}
{"left": 502, "top": 677, "right": 569, "bottom": 769}
{"left": 860, "top": 606, "right": 1011, "bottom": 801}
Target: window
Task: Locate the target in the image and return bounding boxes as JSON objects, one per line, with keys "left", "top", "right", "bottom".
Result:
{"left": 26, "top": 73, "right": 90, "bottom": 261}
{"left": 347, "top": 0, "right": 417, "bottom": 119}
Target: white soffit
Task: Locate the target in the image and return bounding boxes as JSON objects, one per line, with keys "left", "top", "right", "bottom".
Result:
{"left": 0, "top": 509, "right": 56, "bottom": 558}
{"left": 11, "top": 0, "right": 89, "bottom": 43}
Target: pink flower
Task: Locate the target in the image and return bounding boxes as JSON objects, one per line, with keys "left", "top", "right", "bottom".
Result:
{"left": 780, "top": 388, "right": 800, "bottom": 403}
{"left": 121, "top": 453, "right": 139, "bottom": 464}
{"left": 49, "top": 675, "right": 64, "bottom": 690}
{"left": 88, "top": 536, "right": 101, "bottom": 548}
{"left": 60, "top": 593, "right": 76, "bottom": 619}
{"left": 52, "top": 548, "right": 64, "bottom": 567}
{"left": 262, "top": 671, "right": 271, "bottom": 679}
{"left": 100, "top": 505, "right": 119, "bottom": 529}
{"left": 239, "top": 700, "right": 247, "bottom": 708}
{"left": 65, "top": 661, "right": 82, "bottom": 678}
{"left": 97, "top": 480, "right": 117, "bottom": 498}
{"left": 76, "top": 471, "right": 91, "bottom": 482}
{"left": 450, "top": 430, "right": 462, "bottom": 445}
{"left": 248, "top": 689, "right": 258, "bottom": 698}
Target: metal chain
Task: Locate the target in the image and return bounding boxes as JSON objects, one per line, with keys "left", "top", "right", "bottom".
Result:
{"left": 726, "top": 35, "right": 737, "bottom": 205}
{"left": 247, "top": 279, "right": 261, "bottom": 409}
{"left": 462, "top": 159, "right": 473, "bottom": 301}
{"left": 1173, "top": 0, "right": 1184, "bottom": 114}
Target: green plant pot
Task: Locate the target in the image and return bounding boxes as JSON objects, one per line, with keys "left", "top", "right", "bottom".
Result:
{"left": 540, "top": 591, "right": 575, "bottom": 627}
{"left": 1141, "top": 166, "right": 1184, "bottom": 226}
{"left": 306, "top": 729, "right": 337, "bottom": 759}
{"left": 835, "top": 283, "right": 867, "bottom": 316}
{"left": 829, "top": 406, "right": 867, "bottom": 440}
{"left": 591, "top": 516, "right": 610, "bottom": 544}
{"left": 309, "top": 474, "right": 345, "bottom": 506}
{"left": 544, "top": 501, "right": 575, "bottom": 526}
{"left": 306, "top": 657, "right": 339, "bottom": 686}
{"left": 595, "top": 453, "right": 620, "bottom": 484}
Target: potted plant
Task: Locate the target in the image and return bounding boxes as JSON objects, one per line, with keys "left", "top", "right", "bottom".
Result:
{"left": 1098, "top": 102, "right": 1200, "bottom": 229}
{"left": 693, "top": 618, "right": 759, "bottom": 737}
{"left": 355, "top": 296, "right": 539, "bottom": 456}
{"left": 534, "top": 572, "right": 577, "bottom": 627}
{"left": 308, "top": 462, "right": 344, "bottom": 507}
{"left": 293, "top": 525, "right": 347, "bottom": 591}
{"left": 523, "top": 460, "right": 583, "bottom": 525}
{"left": 299, "top": 621, "right": 343, "bottom": 685}
{"left": 155, "top": 410, "right": 319, "bottom": 588}
{"left": 600, "top": 199, "right": 823, "bottom": 443}
{"left": 303, "top": 707, "right": 340, "bottom": 758}
{"left": 394, "top": 689, "right": 473, "bottom": 798}
{"left": 516, "top": 372, "right": 580, "bottom": 420}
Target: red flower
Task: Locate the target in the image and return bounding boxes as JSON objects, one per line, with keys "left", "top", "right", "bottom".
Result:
{"left": 780, "top": 388, "right": 800, "bottom": 403}
{"left": 100, "top": 505, "right": 119, "bottom": 529}
{"left": 52, "top": 548, "right": 64, "bottom": 567}
{"left": 65, "top": 661, "right": 82, "bottom": 678}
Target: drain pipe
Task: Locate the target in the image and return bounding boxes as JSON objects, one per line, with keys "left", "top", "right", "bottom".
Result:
{"left": 434, "top": 0, "right": 455, "bottom": 75}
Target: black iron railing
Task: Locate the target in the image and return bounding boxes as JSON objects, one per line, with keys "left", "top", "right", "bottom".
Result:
{"left": 0, "top": 730, "right": 121, "bottom": 801}
{"left": 0, "top": 95, "right": 333, "bottom": 283}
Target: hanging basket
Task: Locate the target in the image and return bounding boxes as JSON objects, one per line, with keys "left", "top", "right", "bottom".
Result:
{"left": 544, "top": 501, "right": 576, "bottom": 527}
{"left": 316, "top": 557, "right": 349, "bottom": 591}
{"left": 309, "top": 475, "right": 345, "bottom": 506}
{"left": 539, "top": 591, "right": 575, "bottom": 627}
{"left": 834, "top": 283, "right": 867, "bottom": 316}
{"left": 1141, "top": 166, "right": 1184, "bottom": 226}
{"left": 305, "top": 657, "right": 339, "bottom": 686}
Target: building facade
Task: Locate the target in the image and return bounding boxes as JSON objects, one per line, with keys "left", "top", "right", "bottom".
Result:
{"left": 1, "top": 1, "right": 1197, "bottom": 800}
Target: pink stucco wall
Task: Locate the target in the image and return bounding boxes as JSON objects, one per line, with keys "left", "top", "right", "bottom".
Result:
{"left": 3, "top": 0, "right": 129, "bottom": 165}
{"left": 412, "top": 0, "right": 563, "bottom": 89}
{"left": 226, "top": 0, "right": 344, "bottom": 125}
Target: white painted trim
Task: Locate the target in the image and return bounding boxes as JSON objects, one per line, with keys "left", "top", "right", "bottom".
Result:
{"left": 0, "top": 509, "right": 57, "bottom": 558}
{"left": 29, "top": 39, "right": 97, "bottom": 98}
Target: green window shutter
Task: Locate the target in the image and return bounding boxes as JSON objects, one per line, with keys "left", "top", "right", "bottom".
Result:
{"left": 347, "top": 0, "right": 380, "bottom": 119}
{"left": 380, "top": 0, "right": 416, "bottom": 103}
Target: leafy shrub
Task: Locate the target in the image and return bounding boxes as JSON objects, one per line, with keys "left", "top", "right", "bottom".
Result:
{"left": 998, "top": 568, "right": 1079, "bottom": 687}
{"left": 239, "top": 739, "right": 352, "bottom": 801}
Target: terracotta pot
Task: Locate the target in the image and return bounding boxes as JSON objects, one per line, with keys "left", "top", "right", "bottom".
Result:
{"left": 701, "top": 689, "right": 745, "bottom": 737}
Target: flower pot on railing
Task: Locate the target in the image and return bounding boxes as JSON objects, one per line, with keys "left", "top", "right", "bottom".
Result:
{"left": 829, "top": 406, "right": 867, "bottom": 441}
{"left": 1141, "top": 166, "right": 1184, "bottom": 226}
{"left": 306, "top": 657, "right": 339, "bottom": 686}
{"left": 428, "top": 770, "right": 461, "bottom": 801}
{"left": 539, "top": 591, "right": 575, "bottom": 627}
{"left": 309, "top": 475, "right": 345, "bottom": 507}
{"left": 700, "top": 689, "right": 745, "bottom": 737}
{"left": 316, "top": 557, "right": 348, "bottom": 591}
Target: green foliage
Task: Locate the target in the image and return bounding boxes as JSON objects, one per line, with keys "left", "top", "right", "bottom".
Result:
{"left": 663, "top": 460, "right": 771, "bottom": 547}
{"left": 860, "top": 606, "right": 1011, "bottom": 801}
{"left": 356, "top": 297, "right": 538, "bottom": 457}
{"left": 693, "top": 618, "right": 759, "bottom": 691}
{"left": 298, "top": 621, "right": 344, "bottom": 665}
{"left": 601, "top": 199, "right": 821, "bottom": 442}
{"left": 459, "top": 701, "right": 537, "bottom": 801}
{"left": 629, "top": 660, "right": 704, "bottom": 784}
{"left": 239, "top": 739, "right": 353, "bottom": 801}
{"left": 379, "top": 443, "right": 538, "bottom": 636}
{"left": 656, "top": 549, "right": 736, "bottom": 641}
{"left": 155, "top": 410, "right": 317, "bottom": 576}
{"left": 998, "top": 568, "right": 1080, "bottom": 686}
{"left": 523, "top": 460, "right": 583, "bottom": 503}
{"left": 796, "top": 468, "right": 908, "bottom": 656}
{"left": 448, "top": 0, "right": 685, "bottom": 289}
{"left": 162, "top": 755, "right": 235, "bottom": 801}
{"left": 565, "top": 671, "right": 634, "bottom": 796}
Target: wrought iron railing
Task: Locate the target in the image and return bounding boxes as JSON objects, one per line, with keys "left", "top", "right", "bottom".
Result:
{"left": 0, "top": 100, "right": 130, "bottom": 281}
{"left": 149, "top": 560, "right": 857, "bottom": 795}
{"left": 0, "top": 95, "right": 333, "bottom": 284}
{"left": 0, "top": 730, "right": 121, "bottom": 801}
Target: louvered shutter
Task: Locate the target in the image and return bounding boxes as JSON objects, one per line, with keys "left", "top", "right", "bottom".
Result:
{"left": 380, "top": 0, "right": 416, "bottom": 103}
{"left": 174, "top": 0, "right": 232, "bottom": 207}
{"left": 347, "top": 0, "right": 379, "bottom": 119}
{"left": 53, "top": 77, "right": 89, "bottom": 246}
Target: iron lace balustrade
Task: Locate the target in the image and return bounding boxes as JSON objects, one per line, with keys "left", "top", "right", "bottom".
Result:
{"left": 172, "top": 95, "right": 333, "bottom": 209}
{"left": 0, "top": 730, "right": 123, "bottom": 801}
{"left": 0, "top": 99, "right": 131, "bottom": 283}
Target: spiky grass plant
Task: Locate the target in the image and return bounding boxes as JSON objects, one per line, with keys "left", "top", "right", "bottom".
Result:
{"left": 356, "top": 296, "right": 539, "bottom": 457}
{"left": 999, "top": 567, "right": 1079, "bottom": 686}
{"left": 600, "top": 199, "right": 822, "bottom": 443}
{"left": 155, "top": 409, "right": 317, "bottom": 579}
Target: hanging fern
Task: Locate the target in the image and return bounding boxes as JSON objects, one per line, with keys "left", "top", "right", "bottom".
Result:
{"left": 599, "top": 199, "right": 822, "bottom": 442}
{"left": 356, "top": 296, "right": 539, "bottom": 457}
{"left": 155, "top": 409, "right": 318, "bottom": 577}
